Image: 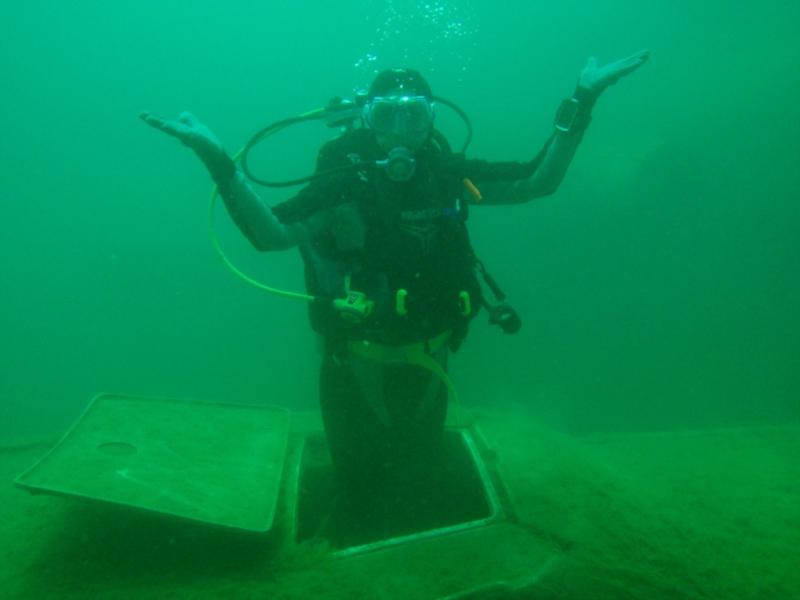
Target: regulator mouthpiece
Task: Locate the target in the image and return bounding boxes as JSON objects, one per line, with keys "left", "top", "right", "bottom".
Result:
{"left": 377, "top": 146, "right": 417, "bottom": 182}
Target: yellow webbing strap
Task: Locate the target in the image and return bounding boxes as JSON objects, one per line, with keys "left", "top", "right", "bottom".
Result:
{"left": 346, "top": 331, "right": 459, "bottom": 409}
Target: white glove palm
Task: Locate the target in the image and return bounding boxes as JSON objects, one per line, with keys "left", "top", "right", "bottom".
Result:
{"left": 578, "top": 50, "right": 650, "bottom": 95}
{"left": 140, "top": 111, "right": 225, "bottom": 163}
{"left": 141, "top": 110, "right": 237, "bottom": 186}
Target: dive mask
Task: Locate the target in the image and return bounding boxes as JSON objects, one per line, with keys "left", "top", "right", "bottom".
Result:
{"left": 363, "top": 95, "right": 435, "bottom": 137}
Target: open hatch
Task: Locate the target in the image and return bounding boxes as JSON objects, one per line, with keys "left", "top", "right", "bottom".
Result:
{"left": 14, "top": 393, "right": 290, "bottom": 533}
{"left": 15, "top": 394, "right": 509, "bottom": 556}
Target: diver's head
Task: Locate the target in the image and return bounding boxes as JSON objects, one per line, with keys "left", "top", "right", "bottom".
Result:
{"left": 363, "top": 68, "right": 435, "bottom": 154}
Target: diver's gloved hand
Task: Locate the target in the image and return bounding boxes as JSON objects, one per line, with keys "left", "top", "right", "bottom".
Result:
{"left": 140, "top": 111, "right": 236, "bottom": 187}
{"left": 575, "top": 50, "right": 650, "bottom": 106}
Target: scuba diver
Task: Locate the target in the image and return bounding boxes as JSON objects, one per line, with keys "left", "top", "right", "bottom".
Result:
{"left": 141, "top": 51, "right": 648, "bottom": 545}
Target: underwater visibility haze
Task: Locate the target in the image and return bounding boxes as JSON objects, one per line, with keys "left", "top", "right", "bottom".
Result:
{"left": 0, "top": 1, "right": 798, "bottom": 598}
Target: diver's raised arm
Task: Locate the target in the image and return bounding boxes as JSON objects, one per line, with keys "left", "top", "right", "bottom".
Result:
{"left": 140, "top": 111, "right": 326, "bottom": 250}
{"left": 478, "top": 50, "right": 650, "bottom": 204}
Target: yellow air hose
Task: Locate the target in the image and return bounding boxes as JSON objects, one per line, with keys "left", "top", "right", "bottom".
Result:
{"left": 206, "top": 110, "right": 326, "bottom": 302}
{"left": 207, "top": 111, "right": 460, "bottom": 419}
{"left": 207, "top": 176, "right": 315, "bottom": 302}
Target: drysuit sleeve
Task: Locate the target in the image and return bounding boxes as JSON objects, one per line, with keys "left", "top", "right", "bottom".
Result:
{"left": 463, "top": 88, "right": 594, "bottom": 205}
{"left": 464, "top": 132, "right": 584, "bottom": 205}
{"left": 217, "top": 141, "right": 347, "bottom": 251}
